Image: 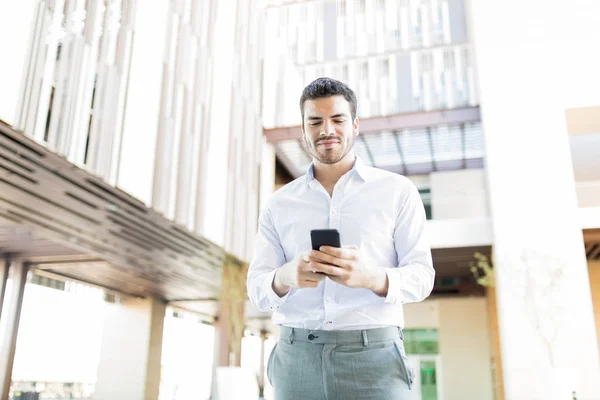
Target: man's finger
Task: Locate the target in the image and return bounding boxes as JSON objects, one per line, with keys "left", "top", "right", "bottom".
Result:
{"left": 301, "top": 251, "right": 311, "bottom": 263}
{"left": 319, "top": 246, "right": 356, "bottom": 260}
{"left": 309, "top": 261, "right": 345, "bottom": 276}
{"left": 304, "top": 272, "right": 326, "bottom": 282}
{"left": 308, "top": 250, "right": 344, "bottom": 268}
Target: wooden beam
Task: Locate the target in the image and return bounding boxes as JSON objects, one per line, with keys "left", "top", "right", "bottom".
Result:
{"left": 583, "top": 229, "right": 600, "bottom": 243}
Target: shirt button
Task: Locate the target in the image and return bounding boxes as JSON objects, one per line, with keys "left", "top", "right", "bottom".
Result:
{"left": 308, "top": 334, "right": 316, "bottom": 340}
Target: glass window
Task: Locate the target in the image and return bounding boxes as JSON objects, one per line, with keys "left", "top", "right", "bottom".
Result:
{"left": 418, "top": 188, "right": 432, "bottom": 220}
{"left": 403, "top": 329, "right": 439, "bottom": 354}
{"left": 359, "top": 0, "right": 366, "bottom": 13}
{"left": 339, "top": 0, "right": 346, "bottom": 17}
{"left": 420, "top": 360, "right": 439, "bottom": 400}
{"left": 360, "top": 61, "right": 368, "bottom": 79}
{"left": 381, "top": 59, "right": 390, "bottom": 76}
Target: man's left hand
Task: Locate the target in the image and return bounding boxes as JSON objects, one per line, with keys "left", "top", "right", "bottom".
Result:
{"left": 307, "top": 245, "right": 389, "bottom": 296}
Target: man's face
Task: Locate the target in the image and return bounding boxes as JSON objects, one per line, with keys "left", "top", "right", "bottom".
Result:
{"left": 302, "top": 95, "right": 358, "bottom": 165}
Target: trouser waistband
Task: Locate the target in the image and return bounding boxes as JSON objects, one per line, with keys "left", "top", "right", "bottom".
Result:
{"left": 279, "top": 326, "right": 403, "bottom": 346}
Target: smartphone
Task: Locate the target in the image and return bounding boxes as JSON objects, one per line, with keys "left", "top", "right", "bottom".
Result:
{"left": 310, "top": 229, "right": 341, "bottom": 251}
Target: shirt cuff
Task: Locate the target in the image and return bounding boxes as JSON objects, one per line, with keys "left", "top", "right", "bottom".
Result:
{"left": 264, "top": 269, "right": 291, "bottom": 311}
{"left": 383, "top": 268, "right": 404, "bottom": 305}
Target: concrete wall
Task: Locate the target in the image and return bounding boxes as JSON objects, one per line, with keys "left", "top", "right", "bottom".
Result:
{"left": 404, "top": 298, "right": 494, "bottom": 400}
{"left": 576, "top": 182, "right": 600, "bottom": 208}
{"left": 430, "top": 169, "right": 490, "bottom": 220}
{"left": 427, "top": 217, "right": 493, "bottom": 249}
{"left": 438, "top": 298, "right": 494, "bottom": 400}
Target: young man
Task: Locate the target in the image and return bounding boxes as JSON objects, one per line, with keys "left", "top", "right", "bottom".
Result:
{"left": 247, "top": 77, "right": 435, "bottom": 399}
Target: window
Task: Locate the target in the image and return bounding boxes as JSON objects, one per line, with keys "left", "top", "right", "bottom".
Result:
{"left": 342, "top": 64, "right": 349, "bottom": 82}
{"left": 30, "top": 274, "right": 66, "bottom": 291}
{"left": 418, "top": 188, "right": 432, "bottom": 220}
{"left": 339, "top": 0, "right": 346, "bottom": 17}
{"left": 381, "top": 59, "right": 390, "bottom": 76}
{"left": 421, "top": 53, "right": 432, "bottom": 72}
{"left": 360, "top": 61, "right": 368, "bottom": 79}
{"left": 403, "top": 329, "right": 439, "bottom": 354}
{"left": 443, "top": 50, "right": 455, "bottom": 69}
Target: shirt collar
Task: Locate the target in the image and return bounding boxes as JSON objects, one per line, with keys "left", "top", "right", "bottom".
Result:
{"left": 304, "top": 155, "right": 372, "bottom": 186}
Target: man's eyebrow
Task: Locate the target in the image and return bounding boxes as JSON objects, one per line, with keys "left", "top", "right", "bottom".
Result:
{"left": 307, "top": 113, "right": 347, "bottom": 120}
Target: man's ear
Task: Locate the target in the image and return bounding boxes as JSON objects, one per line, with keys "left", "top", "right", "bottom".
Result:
{"left": 353, "top": 117, "right": 360, "bottom": 138}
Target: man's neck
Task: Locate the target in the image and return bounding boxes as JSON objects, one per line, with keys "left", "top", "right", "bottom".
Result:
{"left": 313, "top": 152, "right": 356, "bottom": 188}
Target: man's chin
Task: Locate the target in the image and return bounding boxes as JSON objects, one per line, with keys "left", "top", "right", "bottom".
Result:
{"left": 317, "top": 154, "right": 343, "bottom": 165}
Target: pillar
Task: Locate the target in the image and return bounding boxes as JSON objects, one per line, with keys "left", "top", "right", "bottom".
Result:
{"left": 468, "top": 0, "right": 600, "bottom": 398}
{"left": 0, "top": 259, "right": 28, "bottom": 400}
{"left": 259, "top": 330, "right": 268, "bottom": 398}
{"left": 213, "top": 256, "right": 248, "bottom": 368}
{"left": 212, "top": 256, "right": 248, "bottom": 397}
{"left": 486, "top": 287, "right": 505, "bottom": 400}
{"left": 94, "top": 297, "right": 166, "bottom": 400}
{"left": 0, "top": 258, "right": 10, "bottom": 322}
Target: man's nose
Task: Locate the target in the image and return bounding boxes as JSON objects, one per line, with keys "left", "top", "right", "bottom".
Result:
{"left": 320, "top": 121, "right": 336, "bottom": 135}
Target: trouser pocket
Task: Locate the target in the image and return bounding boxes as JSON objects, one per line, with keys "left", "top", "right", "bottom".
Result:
{"left": 266, "top": 342, "right": 278, "bottom": 385}
{"left": 393, "top": 340, "right": 415, "bottom": 390}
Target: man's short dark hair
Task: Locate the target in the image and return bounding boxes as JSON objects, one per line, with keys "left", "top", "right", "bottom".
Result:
{"left": 299, "top": 77, "right": 358, "bottom": 122}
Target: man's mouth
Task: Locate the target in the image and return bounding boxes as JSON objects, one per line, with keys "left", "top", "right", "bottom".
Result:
{"left": 318, "top": 139, "right": 339, "bottom": 147}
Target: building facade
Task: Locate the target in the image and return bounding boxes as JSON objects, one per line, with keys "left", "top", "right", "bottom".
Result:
{"left": 261, "top": 1, "right": 600, "bottom": 399}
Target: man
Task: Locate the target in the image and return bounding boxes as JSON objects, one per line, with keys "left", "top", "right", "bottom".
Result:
{"left": 247, "top": 77, "right": 435, "bottom": 399}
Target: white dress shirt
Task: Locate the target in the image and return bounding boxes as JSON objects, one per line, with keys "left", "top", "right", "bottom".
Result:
{"left": 247, "top": 156, "right": 434, "bottom": 331}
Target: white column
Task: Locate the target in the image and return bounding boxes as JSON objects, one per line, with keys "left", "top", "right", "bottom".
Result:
{"left": 201, "top": 0, "right": 236, "bottom": 246}
{"left": 94, "top": 297, "right": 166, "bottom": 400}
{"left": 468, "top": 1, "right": 600, "bottom": 399}
{"left": 0, "top": 260, "right": 28, "bottom": 400}
{"left": 0, "top": 0, "right": 38, "bottom": 126}
{"left": 117, "top": 0, "right": 169, "bottom": 205}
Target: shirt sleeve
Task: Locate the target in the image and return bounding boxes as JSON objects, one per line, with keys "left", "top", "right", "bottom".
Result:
{"left": 384, "top": 181, "right": 435, "bottom": 305}
{"left": 246, "top": 205, "right": 292, "bottom": 312}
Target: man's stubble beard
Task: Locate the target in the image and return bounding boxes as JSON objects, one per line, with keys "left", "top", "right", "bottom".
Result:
{"left": 307, "top": 135, "right": 356, "bottom": 165}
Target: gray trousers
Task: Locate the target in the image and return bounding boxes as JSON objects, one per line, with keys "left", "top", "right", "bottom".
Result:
{"left": 267, "top": 326, "right": 415, "bottom": 400}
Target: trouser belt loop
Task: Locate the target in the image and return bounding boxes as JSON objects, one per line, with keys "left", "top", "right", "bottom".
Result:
{"left": 398, "top": 327, "right": 404, "bottom": 340}
{"left": 362, "top": 330, "right": 368, "bottom": 347}
{"left": 288, "top": 328, "right": 295, "bottom": 344}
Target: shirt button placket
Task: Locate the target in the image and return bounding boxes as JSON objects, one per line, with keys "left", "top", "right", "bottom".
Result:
{"left": 324, "top": 182, "right": 343, "bottom": 329}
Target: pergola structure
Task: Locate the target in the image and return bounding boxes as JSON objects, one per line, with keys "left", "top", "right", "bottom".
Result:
{"left": 0, "top": 120, "right": 248, "bottom": 399}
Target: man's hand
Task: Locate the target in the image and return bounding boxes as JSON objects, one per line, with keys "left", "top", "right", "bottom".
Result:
{"left": 307, "top": 245, "right": 389, "bottom": 296}
{"left": 272, "top": 251, "right": 329, "bottom": 297}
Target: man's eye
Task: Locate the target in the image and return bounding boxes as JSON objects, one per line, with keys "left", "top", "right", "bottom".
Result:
{"left": 310, "top": 122, "right": 321, "bottom": 127}
{"left": 334, "top": 120, "right": 345, "bottom": 123}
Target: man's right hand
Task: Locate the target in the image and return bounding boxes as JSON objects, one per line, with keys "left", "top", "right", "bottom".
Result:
{"left": 272, "top": 251, "right": 327, "bottom": 297}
